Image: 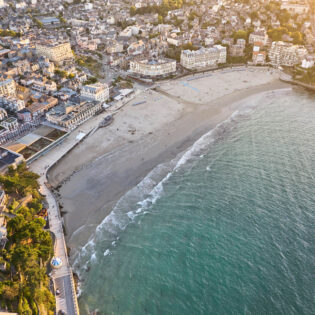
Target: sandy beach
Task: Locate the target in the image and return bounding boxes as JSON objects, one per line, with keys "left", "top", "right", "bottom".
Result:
{"left": 47, "top": 67, "right": 289, "bottom": 251}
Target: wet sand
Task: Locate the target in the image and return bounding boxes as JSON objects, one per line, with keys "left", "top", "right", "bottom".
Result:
{"left": 47, "top": 68, "right": 289, "bottom": 251}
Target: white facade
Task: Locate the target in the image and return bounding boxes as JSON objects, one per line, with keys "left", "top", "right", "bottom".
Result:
{"left": 127, "top": 40, "right": 145, "bottom": 55}
{"left": 130, "top": 59, "right": 176, "bottom": 77}
{"left": 301, "top": 59, "right": 314, "bottom": 69}
{"left": 281, "top": 2, "right": 309, "bottom": 14}
{"left": 35, "top": 41, "right": 73, "bottom": 63}
{"left": 119, "top": 26, "right": 140, "bottom": 38}
{"left": 0, "top": 117, "right": 18, "bottom": 131}
{"left": 0, "top": 79, "right": 16, "bottom": 97}
{"left": 268, "top": 41, "right": 308, "bottom": 66}
{"left": 107, "top": 41, "right": 124, "bottom": 54}
{"left": 0, "top": 96, "right": 25, "bottom": 112}
{"left": 46, "top": 101, "right": 102, "bottom": 130}
{"left": 85, "top": 3, "right": 93, "bottom": 10}
{"left": 180, "top": 46, "right": 227, "bottom": 70}
{"left": 249, "top": 32, "right": 268, "bottom": 45}
{"left": 81, "top": 83, "right": 109, "bottom": 102}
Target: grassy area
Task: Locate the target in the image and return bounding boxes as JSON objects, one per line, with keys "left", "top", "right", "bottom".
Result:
{"left": 75, "top": 54, "right": 102, "bottom": 78}
{"left": 0, "top": 163, "right": 55, "bottom": 314}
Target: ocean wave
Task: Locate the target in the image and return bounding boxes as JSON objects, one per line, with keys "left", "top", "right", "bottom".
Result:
{"left": 72, "top": 88, "right": 292, "bottom": 274}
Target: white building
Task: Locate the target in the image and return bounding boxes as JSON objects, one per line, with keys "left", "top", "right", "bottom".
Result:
{"left": 281, "top": 1, "right": 309, "bottom": 14}
{"left": 127, "top": 40, "right": 145, "bottom": 55}
{"left": 130, "top": 59, "right": 176, "bottom": 77}
{"left": 35, "top": 41, "right": 73, "bottom": 64}
{"left": 180, "top": 46, "right": 226, "bottom": 70}
{"left": 268, "top": 41, "right": 308, "bottom": 66}
{"left": 249, "top": 32, "right": 268, "bottom": 45}
{"left": 0, "top": 117, "right": 18, "bottom": 131}
{"left": 0, "top": 108, "right": 7, "bottom": 121}
{"left": 0, "top": 96, "right": 25, "bottom": 112}
{"left": 107, "top": 16, "right": 116, "bottom": 25}
{"left": 119, "top": 26, "right": 140, "bottom": 38}
{"left": 301, "top": 59, "right": 314, "bottom": 69}
{"left": 85, "top": 3, "right": 93, "bottom": 10}
{"left": 0, "top": 79, "right": 16, "bottom": 97}
{"left": 107, "top": 41, "right": 124, "bottom": 54}
{"left": 81, "top": 83, "right": 109, "bottom": 103}
{"left": 46, "top": 100, "right": 102, "bottom": 130}
{"left": 16, "top": 1, "right": 27, "bottom": 9}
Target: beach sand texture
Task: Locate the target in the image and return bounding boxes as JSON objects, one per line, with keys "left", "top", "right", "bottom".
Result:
{"left": 48, "top": 68, "right": 287, "bottom": 250}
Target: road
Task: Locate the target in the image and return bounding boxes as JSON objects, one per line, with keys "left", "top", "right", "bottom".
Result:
{"left": 40, "top": 176, "right": 79, "bottom": 315}
{"left": 28, "top": 89, "right": 143, "bottom": 314}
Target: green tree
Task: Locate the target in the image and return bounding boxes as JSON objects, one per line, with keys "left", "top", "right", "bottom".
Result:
{"left": 291, "top": 31, "right": 303, "bottom": 44}
{"left": 233, "top": 30, "right": 248, "bottom": 41}
{"left": 130, "top": 6, "right": 136, "bottom": 16}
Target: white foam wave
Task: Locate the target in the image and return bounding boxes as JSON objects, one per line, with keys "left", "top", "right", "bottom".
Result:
{"left": 73, "top": 87, "right": 290, "bottom": 271}
{"left": 104, "top": 249, "right": 111, "bottom": 256}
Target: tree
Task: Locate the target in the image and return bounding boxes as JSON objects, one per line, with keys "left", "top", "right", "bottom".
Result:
{"left": 267, "top": 27, "right": 289, "bottom": 41}
{"left": 33, "top": 18, "right": 43, "bottom": 28}
{"left": 2, "top": 283, "right": 19, "bottom": 301}
{"left": 250, "top": 11, "right": 259, "bottom": 21}
{"left": 130, "top": 6, "right": 136, "bottom": 16}
{"left": 277, "top": 9, "right": 291, "bottom": 25}
{"left": 233, "top": 30, "right": 248, "bottom": 41}
{"left": 291, "top": 31, "right": 303, "bottom": 45}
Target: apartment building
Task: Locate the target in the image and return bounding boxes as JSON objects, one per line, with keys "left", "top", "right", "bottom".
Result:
{"left": 280, "top": 1, "right": 309, "bottom": 14}
{"left": 107, "top": 41, "right": 124, "bottom": 54}
{"left": 249, "top": 32, "right": 268, "bottom": 45}
{"left": 130, "top": 58, "right": 176, "bottom": 77}
{"left": 0, "top": 96, "right": 25, "bottom": 112}
{"left": 35, "top": 41, "right": 73, "bottom": 64}
{"left": 252, "top": 51, "right": 266, "bottom": 65}
{"left": 46, "top": 100, "right": 102, "bottom": 129}
{"left": 0, "top": 79, "right": 16, "bottom": 97}
{"left": 127, "top": 40, "right": 146, "bottom": 56}
{"left": 180, "top": 45, "right": 226, "bottom": 70}
{"left": 0, "top": 117, "right": 18, "bottom": 131}
{"left": 27, "top": 96, "right": 58, "bottom": 117}
{"left": 81, "top": 83, "right": 109, "bottom": 102}
{"left": 268, "top": 41, "right": 308, "bottom": 66}
{"left": 230, "top": 39, "right": 246, "bottom": 57}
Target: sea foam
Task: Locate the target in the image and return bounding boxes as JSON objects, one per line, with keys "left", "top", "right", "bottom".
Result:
{"left": 72, "top": 88, "right": 292, "bottom": 272}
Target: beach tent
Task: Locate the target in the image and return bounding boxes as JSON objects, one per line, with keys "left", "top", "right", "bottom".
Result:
{"left": 51, "top": 257, "right": 62, "bottom": 269}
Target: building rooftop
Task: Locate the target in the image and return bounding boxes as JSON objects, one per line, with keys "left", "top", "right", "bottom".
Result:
{"left": 0, "top": 147, "right": 23, "bottom": 171}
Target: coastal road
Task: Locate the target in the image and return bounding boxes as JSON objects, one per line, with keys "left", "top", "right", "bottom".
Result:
{"left": 40, "top": 176, "right": 79, "bottom": 315}
{"left": 29, "top": 91, "right": 143, "bottom": 314}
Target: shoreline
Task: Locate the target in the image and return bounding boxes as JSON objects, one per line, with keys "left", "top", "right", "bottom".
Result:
{"left": 47, "top": 70, "right": 290, "bottom": 252}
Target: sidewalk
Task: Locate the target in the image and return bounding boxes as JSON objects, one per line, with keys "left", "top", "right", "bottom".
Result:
{"left": 28, "top": 90, "right": 144, "bottom": 314}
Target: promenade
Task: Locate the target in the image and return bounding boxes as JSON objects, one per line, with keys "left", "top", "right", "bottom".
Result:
{"left": 30, "top": 119, "right": 103, "bottom": 314}
{"left": 28, "top": 92, "right": 142, "bottom": 314}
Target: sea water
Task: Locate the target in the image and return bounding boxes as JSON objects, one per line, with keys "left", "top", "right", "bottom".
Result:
{"left": 74, "top": 89, "right": 315, "bottom": 315}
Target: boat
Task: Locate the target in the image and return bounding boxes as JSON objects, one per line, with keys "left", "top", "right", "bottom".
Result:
{"left": 99, "top": 114, "right": 113, "bottom": 128}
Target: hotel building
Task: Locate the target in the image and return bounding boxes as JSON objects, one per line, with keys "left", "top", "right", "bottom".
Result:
{"left": 130, "top": 59, "right": 176, "bottom": 77}
{"left": 35, "top": 41, "right": 73, "bottom": 64}
{"left": 46, "top": 100, "right": 102, "bottom": 130}
{"left": 81, "top": 83, "right": 109, "bottom": 103}
{"left": 180, "top": 46, "right": 226, "bottom": 70}
{"left": 268, "top": 41, "right": 308, "bottom": 66}
{"left": 0, "top": 79, "right": 16, "bottom": 97}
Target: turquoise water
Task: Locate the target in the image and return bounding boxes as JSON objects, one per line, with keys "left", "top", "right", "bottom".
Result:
{"left": 75, "top": 89, "right": 315, "bottom": 315}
